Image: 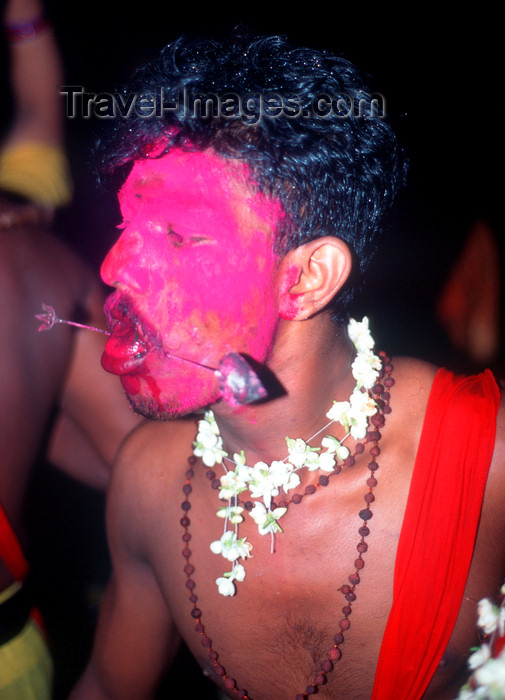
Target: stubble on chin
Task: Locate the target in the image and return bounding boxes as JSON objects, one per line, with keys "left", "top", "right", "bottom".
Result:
{"left": 126, "top": 389, "right": 220, "bottom": 422}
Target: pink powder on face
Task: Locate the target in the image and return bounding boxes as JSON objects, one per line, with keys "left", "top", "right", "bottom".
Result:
{"left": 101, "top": 148, "right": 285, "bottom": 417}
{"left": 278, "top": 263, "right": 304, "bottom": 320}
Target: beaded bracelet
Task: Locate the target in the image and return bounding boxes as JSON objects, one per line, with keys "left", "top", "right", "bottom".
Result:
{"left": 5, "top": 13, "right": 49, "bottom": 44}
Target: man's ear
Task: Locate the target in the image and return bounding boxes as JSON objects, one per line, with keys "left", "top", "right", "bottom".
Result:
{"left": 278, "top": 237, "right": 352, "bottom": 320}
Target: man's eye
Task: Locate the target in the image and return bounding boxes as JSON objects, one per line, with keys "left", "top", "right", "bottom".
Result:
{"left": 167, "top": 227, "right": 184, "bottom": 246}
{"left": 167, "top": 226, "right": 211, "bottom": 247}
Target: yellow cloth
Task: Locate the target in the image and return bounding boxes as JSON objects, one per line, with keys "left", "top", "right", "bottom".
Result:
{"left": 0, "top": 618, "right": 53, "bottom": 699}
{"left": 0, "top": 142, "right": 72, "bottom": 206}
{"left": 0, "top": 583, "right": 53, "bottom": 699}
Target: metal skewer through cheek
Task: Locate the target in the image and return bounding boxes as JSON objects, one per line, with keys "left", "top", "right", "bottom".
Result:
{"left": 35, "top": 303, "right": 268, "bottom": 406}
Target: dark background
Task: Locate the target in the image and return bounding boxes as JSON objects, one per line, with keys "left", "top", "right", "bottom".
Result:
{"left": 8, "top": 4, "right": 502, "bottom": 697}
{"left": 45, "top": 6, "right": 502, "bottom": 257}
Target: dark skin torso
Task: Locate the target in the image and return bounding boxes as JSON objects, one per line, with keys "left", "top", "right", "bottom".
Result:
{"left": 0, "top": 223, "right": 91, "bottom": 589}
{"left": 0, "top": 218, "right": 140, "bottom": 591}
{"left": 106, "top": 358, "right": 505, "bottom": 700}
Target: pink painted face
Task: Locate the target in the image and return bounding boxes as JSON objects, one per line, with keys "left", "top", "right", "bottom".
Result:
{"left": 101, "top": 148, "right": 283, "bottom": 419}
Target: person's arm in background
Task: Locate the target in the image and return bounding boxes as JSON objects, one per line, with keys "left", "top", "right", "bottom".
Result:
{"left": 69, "top": 430, "right": 180, "bottom": 699}
{"left": 50, "top": 279, "right": 144, "bottom": 490}
{"left": 1, "top": 0, "right": 72, "bottom": 206}
{"left": 3, "top": 0, "right": 63, "bottom": 147}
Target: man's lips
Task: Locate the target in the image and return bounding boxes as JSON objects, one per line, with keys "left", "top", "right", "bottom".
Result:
{"left": 102, "top": 326, "right": 150, "bottom": 375}
{"left": 100, "top": 295, "right": 268, "bottom": 405}
{"left": 101, "top": 297, "right": 151, "bottom": 375}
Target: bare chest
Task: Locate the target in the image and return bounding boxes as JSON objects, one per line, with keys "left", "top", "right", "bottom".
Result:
{"left": 147, "top": 421, "right": 503, "bottom": 700}
{"left": 153, "top": 462, "right": 406, "bottom": 699}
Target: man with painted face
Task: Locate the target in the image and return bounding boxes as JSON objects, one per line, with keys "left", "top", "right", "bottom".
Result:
{"left": 71, "top": 33, "right": 505, "bottom": 700}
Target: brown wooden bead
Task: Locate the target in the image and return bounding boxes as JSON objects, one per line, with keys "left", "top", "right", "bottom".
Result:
{"left": 329, "top": 646, "right": 342, "bottom": 660}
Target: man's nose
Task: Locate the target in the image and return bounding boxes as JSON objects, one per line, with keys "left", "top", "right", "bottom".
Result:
{"left": 100, "top": 229, "right": 151, "bottom": 294}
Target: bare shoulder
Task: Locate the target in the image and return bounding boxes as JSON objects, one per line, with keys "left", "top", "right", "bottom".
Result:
{"left": 483, "top": 381, "right": 505, "bottom": 527}
{"left": 112, "top": 416, "right": 198, "bottom": 495}
{"left": 114, "top": 416, "right": 197, "bottom": 472}
{"left": 107, "top": 416, "right": 198, "bottom": 550}
{"left": 386, "top": 356, "right": 439, "bottom": 445}
{"left": 493, "top": 382, "right": 505, "bottom": 463}
{"left": 389, "top": 356, "right": 438, "bottom": 400}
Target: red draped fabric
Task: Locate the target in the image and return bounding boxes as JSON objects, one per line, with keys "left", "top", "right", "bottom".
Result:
{"left": 373, "top": 368, "right": 500, "bottom": 699}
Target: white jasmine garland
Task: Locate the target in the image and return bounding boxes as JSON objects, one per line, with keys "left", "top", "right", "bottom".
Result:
{"left": 209, "top": 531, "right": 252, "bottom": 562}
{"left": 351, "top": 349, "right": 383, "bottom": 389}
{"left": 347, "top": 391, "right": 379, "bottom": 440}
{"left": 216, "top": 563, "right": 246, "bottom": 597}
{"left": 193, "top": 317, "right": 382, "bottom": 596}
{"left": 457, "top": 583, "right": 505, "bottom": 699}
{"left": 478, "top": 598, "right": 501, "bottom": 636}
{"left": 193, "top": 411, "right": 227, "bottom": 466}
{"left": 218, "top": 464, "right": 249, "bottom": 500}
{"left": 250, "top": 502, "right": 288, "bottom": 535}
{"left": 474, "top": 654, "right": 505, "bottom": 692}
{"left": 347, "top": 316, "right": 375, "bottom": 352}
{"left": 321, "top": 435, "right": 350, "bottom": 462}
{"left": 318, "top": 451, "right": 337, "bottom": 472}
{"left": 468, "top": 645, "right": 492, "bottom": 672}
{"left": 216, "top": 505, "right": 244, "bottom": 524}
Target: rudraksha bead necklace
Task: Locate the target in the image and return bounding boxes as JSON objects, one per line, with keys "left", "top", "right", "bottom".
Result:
{"left": 180, "top": 352, "right": 393, "bottom": 699}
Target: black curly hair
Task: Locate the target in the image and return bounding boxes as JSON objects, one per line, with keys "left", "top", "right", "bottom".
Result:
{"left": 98, "top": 31, "right": 407, "bottom": 320}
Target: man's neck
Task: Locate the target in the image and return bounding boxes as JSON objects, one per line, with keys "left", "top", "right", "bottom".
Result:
{"left": 211, "top": 316, "right": 357, "bottom": 465}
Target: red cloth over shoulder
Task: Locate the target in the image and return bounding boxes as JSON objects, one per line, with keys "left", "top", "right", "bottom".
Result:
{"left": 372, "top": 368, "right": 500, "bottom": 700}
